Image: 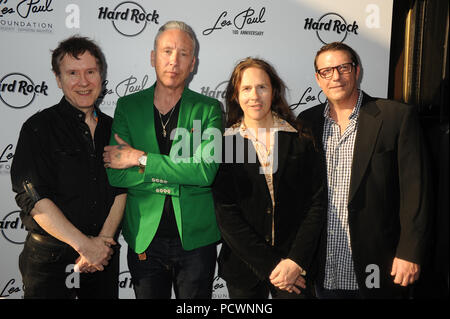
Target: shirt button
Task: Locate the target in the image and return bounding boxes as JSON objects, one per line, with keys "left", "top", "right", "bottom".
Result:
{"left": 84, "top": 131, "right": 89, "bottom": 135}
{"left": 266, "top": 208, "right": 272, "bottom": 214}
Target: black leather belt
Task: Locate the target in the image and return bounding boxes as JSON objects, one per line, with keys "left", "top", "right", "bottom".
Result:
{"left": 30, "top": 232, "right": 66, "bottom": 246}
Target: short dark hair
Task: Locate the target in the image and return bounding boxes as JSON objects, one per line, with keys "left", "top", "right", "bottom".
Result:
{"left": 51, "top": 35, "right": 106, "bottom": 78}
{"left": 225, "top": 57, "right": 295, "bottom": 128}
{"left": 314, "top": 42, "right": 359, "bottom": 71}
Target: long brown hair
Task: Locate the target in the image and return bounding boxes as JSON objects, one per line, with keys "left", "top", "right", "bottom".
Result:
{"left": 225, "top": 57, "right": 314, "bottom": 145}
{"left": 225, "top": 57, "right": 296, "bottom": 128}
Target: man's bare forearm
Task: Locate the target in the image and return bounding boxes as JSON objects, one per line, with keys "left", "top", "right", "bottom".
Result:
{"left": 31, "top": 198, "right": 91, "bottom": 253}
{"left": 99, "top": 193, "right": 127, "bottom": 239}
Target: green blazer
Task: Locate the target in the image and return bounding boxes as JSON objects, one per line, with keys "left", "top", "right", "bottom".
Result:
{"left": 107, "top": 84, "right": 223, "bottom": 253}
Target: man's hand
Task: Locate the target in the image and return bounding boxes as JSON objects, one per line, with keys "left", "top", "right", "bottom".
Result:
{"left": 391, "top": 257, "right": 421, "bottom": 286}
{"left": 103, "top": 134, "right": 144, "bottom": 169}
{"left": 76, "top": 236, "right": 116, "bottom": 272}
{"left": 74, "top": 255, "right": 97, "bottom": 273}
{"left": 269, "top": 258, "right": 306, "bottom": 294}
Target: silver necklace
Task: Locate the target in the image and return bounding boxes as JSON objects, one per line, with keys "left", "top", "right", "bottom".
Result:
{"left": 158, "top": 107, "right": 176, "bottom": 138}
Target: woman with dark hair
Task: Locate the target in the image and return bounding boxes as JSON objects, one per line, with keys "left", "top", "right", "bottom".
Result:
{"left": 213, "top": 57, "right": 326, "bottom": 299}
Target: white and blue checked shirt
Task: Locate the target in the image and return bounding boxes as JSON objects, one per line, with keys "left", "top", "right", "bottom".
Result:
{"left": 322, "top": 90, "right": 363, "bottom": 290}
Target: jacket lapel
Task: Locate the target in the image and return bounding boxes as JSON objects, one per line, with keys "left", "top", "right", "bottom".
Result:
{"left": 235, "top": 134, "right": 272, "bottom": 201}
{"left": 313, "top": 105, "right": 326, "bottom": 151}
{"left": 169, "top": 87, "right": 193, "bottom": 153}
{"left": 175, "top": 87, "right": 192, "bottom": 132}
{"left": 138, "top": 85, "right": 161, "bottom": 154}
{"left": 348, "top": 94, "right": 382, "bottom": 204}
{"left": 301, "top": 103, "right": 325, "bottom": 151}
{"left": 273, "top": 132, "right": 290, "bottom": 196}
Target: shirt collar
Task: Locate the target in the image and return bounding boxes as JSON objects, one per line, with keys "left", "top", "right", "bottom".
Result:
{"left": 58, "top": 96, "right": 99, "bottom": 122}
{"left": 224, "top": 112, "right": 298, "bottom": 137}
{"left": 323, "top": 89, "right": 363, "bottom": 121}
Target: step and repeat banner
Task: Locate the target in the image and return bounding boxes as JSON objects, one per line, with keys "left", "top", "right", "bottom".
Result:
{"left": 0, "top": 0, "right": 393, "bottom": 299}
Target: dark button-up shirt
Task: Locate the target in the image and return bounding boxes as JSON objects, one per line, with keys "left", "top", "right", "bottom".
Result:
{"left": 11, "top": 97, "right": 125, "bottom": 237}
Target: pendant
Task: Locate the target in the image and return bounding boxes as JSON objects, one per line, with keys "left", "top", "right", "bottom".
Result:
{"left": 163, "top": 128, "right": 167, "bottom": 138}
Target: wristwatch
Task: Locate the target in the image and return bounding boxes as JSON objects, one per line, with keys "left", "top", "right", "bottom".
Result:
{"left": 138, "top": 153, "right": 147, "bottom": 173}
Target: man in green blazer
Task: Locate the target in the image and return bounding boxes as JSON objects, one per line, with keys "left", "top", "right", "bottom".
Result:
{"left": 103, "top": 21, "right": 222, "bottom": 299}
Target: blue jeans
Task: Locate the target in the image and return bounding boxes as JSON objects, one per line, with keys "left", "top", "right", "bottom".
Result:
{"left": 127, "top": 236, "right": 217, "bottom": 299}
{"left": 227, "top": 280, "right": 313, "bottom": 299}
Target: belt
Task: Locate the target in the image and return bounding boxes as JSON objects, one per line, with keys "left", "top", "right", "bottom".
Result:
{"left": 30, "top": 232, "right": 66, "bottom": 246}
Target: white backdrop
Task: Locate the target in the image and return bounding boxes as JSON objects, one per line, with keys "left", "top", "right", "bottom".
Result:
{"left": 0, "top": 0, "right": 393, "bottom": 299}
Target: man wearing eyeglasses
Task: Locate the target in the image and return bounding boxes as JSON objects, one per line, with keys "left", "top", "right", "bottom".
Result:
{"left": 297, "top": 42, "right": 431, "bottom": 298}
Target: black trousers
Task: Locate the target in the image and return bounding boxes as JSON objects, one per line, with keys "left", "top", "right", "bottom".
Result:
{"left": 19, "top": 233, "right": 120, "bottom": 299}
{"left": 226, "top": 279, "right": 314, "bottom": 299}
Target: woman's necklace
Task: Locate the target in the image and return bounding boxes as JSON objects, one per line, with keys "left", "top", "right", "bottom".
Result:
{"left": 158, "top": 106, "right": 176, "bottom": 138}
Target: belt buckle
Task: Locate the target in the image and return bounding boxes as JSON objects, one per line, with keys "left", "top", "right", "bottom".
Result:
{"left": 138, "top": 252, "right": 147, "bottom": 261}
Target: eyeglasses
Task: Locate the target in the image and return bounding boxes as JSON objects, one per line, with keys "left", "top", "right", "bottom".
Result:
{"left": 316, "top": 62, "right": 356, "bottom": 79}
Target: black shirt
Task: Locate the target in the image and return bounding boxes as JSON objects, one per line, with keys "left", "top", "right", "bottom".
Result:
{"left": 153, "top": 100, "right": 181, "bottom": 238}
{"left": 11, "top": 97, "right": 125, "bottom": 237}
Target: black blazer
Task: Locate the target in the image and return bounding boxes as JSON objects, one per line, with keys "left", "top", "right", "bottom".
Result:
{"left": 298, "top": 92, "right": 432, "bottom": 298}
{"left": 212, "top": 129, "right": 326, "bottom": 290}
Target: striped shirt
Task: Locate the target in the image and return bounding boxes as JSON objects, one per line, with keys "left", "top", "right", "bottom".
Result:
{"left": 322, "top": 90, "right": 362, "bottom": 290}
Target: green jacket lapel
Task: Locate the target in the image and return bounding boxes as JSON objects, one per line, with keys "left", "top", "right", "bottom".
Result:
{"left": 273, "top": 131, "right": 291, "bottom": 197}
{"left": 139, "top": 85, "right": 161, "bottom": 154}
{"left": 176, "top": 87, "right": 193, "bottom": 131}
